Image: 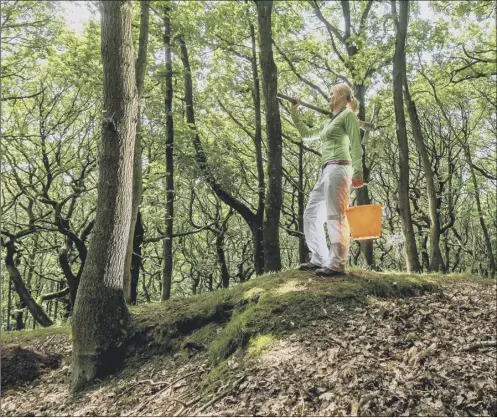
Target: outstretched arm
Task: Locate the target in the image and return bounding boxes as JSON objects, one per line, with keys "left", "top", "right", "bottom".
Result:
{"left": 290, "top": 105, "right": 325, "bottom": 139}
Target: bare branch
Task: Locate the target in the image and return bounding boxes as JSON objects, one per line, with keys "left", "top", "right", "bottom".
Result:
{"left": 273, "top": 42, "right": 329, "bottom": 100}
{"left": 1, "top": 89, "right": 45, "bottom": 102}
{"left": 311, "top": 0, "right": 346, "bottom": 63}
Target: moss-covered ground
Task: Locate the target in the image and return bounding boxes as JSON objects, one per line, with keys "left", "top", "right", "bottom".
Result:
{"left": 4, "top": 269, "right": 490, "bottom": 361}
{"left": 1, "top": 269, "right": 495, "bottom": 417}
{"left": 126, "top": 268, "right": 441, "bottom": 364}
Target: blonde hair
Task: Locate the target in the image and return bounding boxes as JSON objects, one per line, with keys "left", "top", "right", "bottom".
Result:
{"left": 333, "top": 83, "right": 360, "bottom": 115}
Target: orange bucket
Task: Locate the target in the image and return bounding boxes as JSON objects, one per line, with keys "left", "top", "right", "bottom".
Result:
{"left": 345, "top": 204, "right": 383, "bottom": 240}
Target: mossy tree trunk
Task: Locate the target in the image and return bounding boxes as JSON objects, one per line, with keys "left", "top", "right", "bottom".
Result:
{"left": 255, "top": 0, "right": 283, "bottom": 273}
{"left": 71, "top": 0, "right": 138, "bottom": 392}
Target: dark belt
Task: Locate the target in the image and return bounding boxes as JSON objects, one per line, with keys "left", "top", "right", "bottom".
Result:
{"left": 322, "top": 160, "right": 352, "bottom": 169}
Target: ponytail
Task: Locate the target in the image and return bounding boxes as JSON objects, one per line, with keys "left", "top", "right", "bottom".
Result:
{"left": 348, "top": 96, "right": 360, "bottom": 115}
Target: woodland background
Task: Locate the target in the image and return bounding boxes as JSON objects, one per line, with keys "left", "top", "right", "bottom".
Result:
{"left": 1, "top": 0, "right": 496, "bottom": 331}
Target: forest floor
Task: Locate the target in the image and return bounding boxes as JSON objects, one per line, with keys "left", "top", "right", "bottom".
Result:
{"left": 1, "top": 269, "right": 496, "bottom": 416}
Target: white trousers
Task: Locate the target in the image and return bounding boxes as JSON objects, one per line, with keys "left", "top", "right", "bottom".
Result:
{"left": 304, "top": 164, "right": 353, "bottom": 272}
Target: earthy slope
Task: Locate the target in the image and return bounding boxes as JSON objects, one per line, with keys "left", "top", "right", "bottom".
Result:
{"left": 1, "top": 269, "right": 496, "bottom": 416}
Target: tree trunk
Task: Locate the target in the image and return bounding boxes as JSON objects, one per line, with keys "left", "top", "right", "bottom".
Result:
{"left": 58, "top": 237, "right": 78, "bottom": 306}
{"left": 124, "top": 0, "right": 149, "bottom": 304}
{"left": 214, "top": 206, "right": 232, "bottom": 289}
{"left": 354, "top": 83, "right": 375, "bottom": 268}
{"left": 56, "top": 220, "right": 93, "bottom": 309}
{"left": 463, "top": 144, "right": 496, "bottom": 278}
{"left": 452, "top": 246, "right": 462, "bottom": 272}
{"left": 298, "top": 139, "right": 309, "bottom": 263}
{"left": 4, "top": 242, "right": 53, "bottom": 327}
{"left": 256, "top": 0, "right": 282, "bottom": 272}
{"left": 7, "top": 280, "right": 12, "bottom": 331}
{"left": 252, "top": 224, "right": 265, "bottom": 275}
{"left": 216, "top": 234, "right": 230, "bottom": 288}
{"left": 403, "top": 76, "right": 444, "bottom": 271}
{"left": 250, "top": 19, "right": 266, "bottom": 275}
{"left": 16, "top": 300, "right": 25, "bottom": 331}
{"left": 162, "top": 1, "right": 174, "bottom": 301}
{"left": 130, "top": 211, "right": 143, "bottom": 304}
{"left": 391, "top": 0, "right": 421, "bottom": 273}
{"left": 420, "top": 229, "right": 430, "bottom": 271}
{"left": 192, "top": 274, "right": 199, "bottom": 295}
{"left": 423, "top": 45, "right": 493, "bottom": 277}
{"left": 444, "top": 232, "right": 450, "bottom": 272}
{"left": 178, "top": 35, "right": 263, "bottom": 277}
{"left": 25, "top": 234, "right": 38, "bottom": 292}
{"left": 71, "top": 0, "right": 138, "bottom": 391}
{"left": 444, "top": 156, "right": 456, "bottom": 272}
{"left": 54, "top": 282, "right": 60, "bottom": 321}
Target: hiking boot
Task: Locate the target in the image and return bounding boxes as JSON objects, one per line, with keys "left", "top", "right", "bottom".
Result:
{"left": 315, "top": 267, "right": 345, "bottom": 277}
{"left": 299, "top": 262, "right": 320, "bottom": 271}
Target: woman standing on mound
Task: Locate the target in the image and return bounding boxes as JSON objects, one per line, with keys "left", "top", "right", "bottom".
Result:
{"left": 291, "top": 83, "right": 365, "bottom": 277}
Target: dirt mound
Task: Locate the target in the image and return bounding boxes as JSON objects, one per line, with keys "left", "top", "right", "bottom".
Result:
{"left": 1, "top": 344, "right": 61, "bottom": 389}
{"left": 0, "top": 271, "right": 495, "bottom": 416}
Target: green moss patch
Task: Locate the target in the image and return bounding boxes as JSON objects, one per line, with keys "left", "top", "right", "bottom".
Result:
{"left": 271, "top": 280, "right": 307, "bottom": 296}
{"left": 1, "top": 324, "right": 71, "bottom": 345}
{"left": 204, "top": 270, "right": 438, "bottom": 364}
{"left": 242, "top": 287, "right": 265, "bottom": 301}
{"left": 181, "top": 323, "right": 220, "bottom": 352}
{"left": 248, "top": 334, "right": 275, "bottom": 356}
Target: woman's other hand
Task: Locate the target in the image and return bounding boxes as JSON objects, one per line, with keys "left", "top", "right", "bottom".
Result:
{"left": 352, "top": 177, "right": 364, "bottom": 188}
{"left": 360, "top": 121, "right": 376, "bottom": 131}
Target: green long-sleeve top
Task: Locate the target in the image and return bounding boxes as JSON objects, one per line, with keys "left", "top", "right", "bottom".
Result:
{"left": 291, "top": 108, "right": 363, "bottom": 179}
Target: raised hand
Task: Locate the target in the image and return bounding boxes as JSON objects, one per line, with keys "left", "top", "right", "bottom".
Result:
{"left": 290, "top": 97, "right": 300, "bottom": 113}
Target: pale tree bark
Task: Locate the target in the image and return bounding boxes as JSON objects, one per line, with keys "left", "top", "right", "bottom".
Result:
{"left": 124, "top": 0, "right": 149, "bottom": 304}
{"left": 162, "top": 1, "right": 174, "bottom": 300}
{"left": 391, "top": 0, "right": 421, "bottom": 273}
{"left": 71, "top": 0, "right": 138, "bottom": 391}
{"left": 403, "top": 78, "right": 444, "bottom": 271}
{"left": 255, "top": 0, "right": 283, "bottom": 272}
